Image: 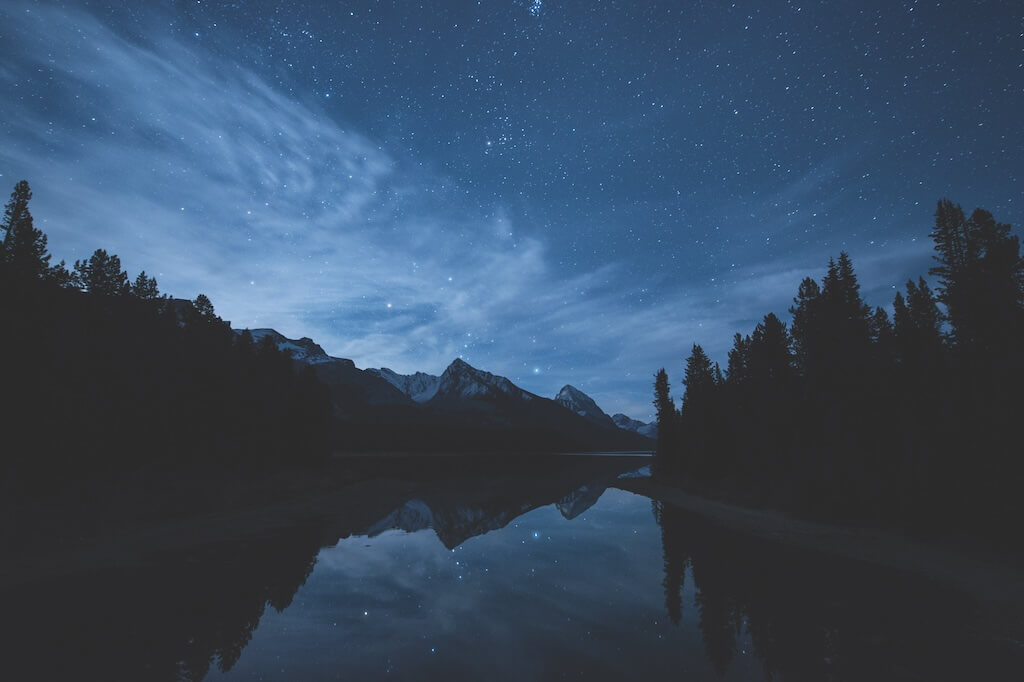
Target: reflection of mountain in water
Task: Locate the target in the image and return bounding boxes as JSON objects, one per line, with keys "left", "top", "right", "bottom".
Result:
{"left": 354, "top": 459, "right": 636, "bottom": 549}
{"left": 556, "top": 484, "right": 607, "bottom": 520}
{"left": 6, "top": 456, "right": 646, "bottom": 681}
{"left": 364, "top": 497, "right": 538, "bottom": 549}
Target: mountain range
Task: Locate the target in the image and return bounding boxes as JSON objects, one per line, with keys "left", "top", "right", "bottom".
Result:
{"left": 242, "top": 328, "right": 654, "bottom": 452}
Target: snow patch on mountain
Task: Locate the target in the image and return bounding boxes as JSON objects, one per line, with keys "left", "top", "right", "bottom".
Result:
{"left": 612, "top": 413, "right": 658, "bottom": 439}
{"left": 432, "top": 358, "right": 536, "bottom": 403}
{"left": 244, "top": 328, "right": 334, "bottom": 364}
{"left": 366, "top": 367, "right": 441, "bottom": 403}
{"left": 554, "top": 385, "right": 615, "bottom": 428}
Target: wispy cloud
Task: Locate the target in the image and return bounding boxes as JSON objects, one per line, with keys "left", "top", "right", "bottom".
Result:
{"left": 0, "top": 2, "right": 935, "bottom": 421}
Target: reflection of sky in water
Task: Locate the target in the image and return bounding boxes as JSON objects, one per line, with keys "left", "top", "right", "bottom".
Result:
{"left": 207, "top": 489, "right": 762, "bottom": 680}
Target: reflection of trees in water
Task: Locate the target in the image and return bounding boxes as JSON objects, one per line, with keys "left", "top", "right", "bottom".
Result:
{"left": 654, "top": 500, "right": 740, "bottom": 676}
{"left": 173, "top": 527, "right": 322, "bottom": 680}
{"left": 652, "top": 500, "right": 1004, "bottom": 682}
{"left": 7, "top": 523, "right": 324, "bottom": 682}
{"left": 654, "top": 500, "right": 848, "bottom": 679}
{"left": 652, "top": 500, "right": 685, "bottom": 625}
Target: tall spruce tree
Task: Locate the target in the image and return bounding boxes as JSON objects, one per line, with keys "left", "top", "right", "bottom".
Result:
{"left": 789, "top": 276, "right": 821, "bottom": 376}
{"left": 682, "top": 344, "right": 716, "bottom": 415}
{"left": 929, "top": 200, "right": 1024, "bottom": 361}
{"left": 681, "top": 344, "right": 719, "bottom": 478}
{"left": 725, "top": 333, "right": 750, "bottom": 386}
{"left": 747, "top": 313, "right": 794, "bottom": 385}
{"left": 1, "top": 180, "right": 52, "bottom": 281}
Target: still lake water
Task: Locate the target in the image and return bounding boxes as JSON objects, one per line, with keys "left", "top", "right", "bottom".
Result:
{"left": 7, "top": 457, "right": 1021, "bottom": 680}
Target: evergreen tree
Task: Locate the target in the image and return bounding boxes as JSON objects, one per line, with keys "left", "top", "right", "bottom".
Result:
{"left": 681, "top": 345, "right": 719, "bottom": 478}
{"left": 653, "top": 368, "right": 676, "bottom": 468}
{"left": 193, "top": 293, "right": 216, "bottom": 320}
{"left": 73, "top": 249, "right": 129, "bottom": 295}
{"left": 1, "top": 180, "right": 52, "bottom": 281}
{"left": 131, "top": 271, "right": 160, "bottom": 300}
{"left": 869, "top": 306, "right": 896, "bottom": 368}
{"left": 653, "top": 368, "right": 674, "bottom": 428}
{"left": 48, "top": 260, "right": 74, "bottom": 288}
{"left": 725, "top": 333, "right": 750, "bottom": 386}
{"left": 682, "top": 344, "right": 716, "bottom": 415}
{"left": 893, "top": 278, "right": 944, "bottom": 368}
{"left": 747, "top": 313, "right": 794, "bottom": 385}
{"left": 929, "top": 200, "right": 1024, "bottom": 360}
{"left": 789, "top": 276, "right": 821, "bottom": 375}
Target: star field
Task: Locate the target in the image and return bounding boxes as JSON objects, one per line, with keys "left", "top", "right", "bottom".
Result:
{"left": 1, "top": 0, "right": 1021, "bottom": 418}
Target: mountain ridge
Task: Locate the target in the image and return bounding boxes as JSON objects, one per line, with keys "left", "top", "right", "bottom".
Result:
{"left": 237, "top": 327, "right": 654, "bottom": 451}
{"left": 554, "top": 384, "right": 617, "bottom": 429}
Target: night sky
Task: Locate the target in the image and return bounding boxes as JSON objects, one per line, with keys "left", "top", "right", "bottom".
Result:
{"left": 2, "top": 1, "right": 1021, "bottom": 419}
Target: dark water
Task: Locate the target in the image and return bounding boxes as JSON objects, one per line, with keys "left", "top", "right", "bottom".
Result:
{"left": 5, "top": 457, "right": 1021, "bottom": 681}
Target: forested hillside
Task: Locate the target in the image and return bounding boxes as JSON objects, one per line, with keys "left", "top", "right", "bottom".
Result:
{"left": 0, "top": 180, "right": 332, "bottom": 485}
{"left": 655, "top": 200, "right": 1024, "bottom": 546}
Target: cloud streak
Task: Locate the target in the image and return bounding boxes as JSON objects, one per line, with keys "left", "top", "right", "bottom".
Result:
{"left": 0, "top": 2, "right": 935, "bottom": 420}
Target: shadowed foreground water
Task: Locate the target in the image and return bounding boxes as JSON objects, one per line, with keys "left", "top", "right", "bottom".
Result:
{"left": 5, "top": 458, "right": 1022, "bottom": 681}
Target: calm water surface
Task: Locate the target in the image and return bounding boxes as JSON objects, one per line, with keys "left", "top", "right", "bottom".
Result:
{"left": 7, "top": 458, "right": 1021, "bottom": 680}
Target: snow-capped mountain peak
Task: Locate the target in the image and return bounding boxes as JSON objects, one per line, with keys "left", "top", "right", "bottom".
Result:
{"left": 366, "top": 367, "right": 441, "bottom": 403}
{"left": 433, "top": 358, "right": 535, "bottom": 403}
{"left": 612, "top": 413, "right": 658, "bottom": 439}
{"left": 554, "top": 385, "right": 615, "bottom": 428}
{"left": 243, "top": 328, "right": 333, "bottom": 364}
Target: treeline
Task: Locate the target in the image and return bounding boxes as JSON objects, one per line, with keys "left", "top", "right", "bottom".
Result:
{"left": 654, "top": 200, "right": 1024, "bottom": 543}
{"left": 0, "top": 180, "right": 331, "bottom": 484}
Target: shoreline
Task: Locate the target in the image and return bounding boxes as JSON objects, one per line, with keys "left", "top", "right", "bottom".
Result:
{"left": 617, "top": 476, "right": 1024, "bottom": 643}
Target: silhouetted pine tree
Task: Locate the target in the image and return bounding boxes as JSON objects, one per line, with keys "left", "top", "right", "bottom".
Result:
{"left": 0, "top": 180, "right": 52, "bottom": 282}
{"left": 73, "top": 249, "right": 129, "bottom": 295}
{"left": 681, "top": 344, "right": 719, "bottom": 478}
{"left": 131, "top": 271, "right": 160, "bottom": 300}
{"left": 725, "top": 333, "right": 750, "bottom": 386}
{"left": 789, "top": 276, "right": 822, "bottom": 378}
{"left": 929, "top": 200, "right": 1024, "bottom": 364}
{"left": 653, "top": 368, "right": 677, "bottom": 472}
{"left": 193, "top": 293, "right": 216, "bottom": 320}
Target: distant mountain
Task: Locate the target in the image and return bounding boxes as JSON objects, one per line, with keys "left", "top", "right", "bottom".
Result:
{"left": 612, "top": 413, "right": 658, "bottom": 439}
{"left": 234, "top": 329, "right": 654, "bottom": 452}
{"left": 247, "top": 328, "right": 333, "bottom": 364}
{"left": 366, "top": 367, "right": 440, "bottom": 403}
{"left": 554, "top": 385, "right": 616, "bottom": 429}
{"left": 430, "top": 358, "right": 536, "bottom": 407}
{"left": 238, "top": 328, "right": 412, "bottom": 413}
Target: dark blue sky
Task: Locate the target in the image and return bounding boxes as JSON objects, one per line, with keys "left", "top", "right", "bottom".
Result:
{"left": 2, "top": 0, "right": 1022, "bottom": 418}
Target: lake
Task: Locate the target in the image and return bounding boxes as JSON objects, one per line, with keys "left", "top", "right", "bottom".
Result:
{"left": 5, "top": 455, "right": 1021, "bottom": 680}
